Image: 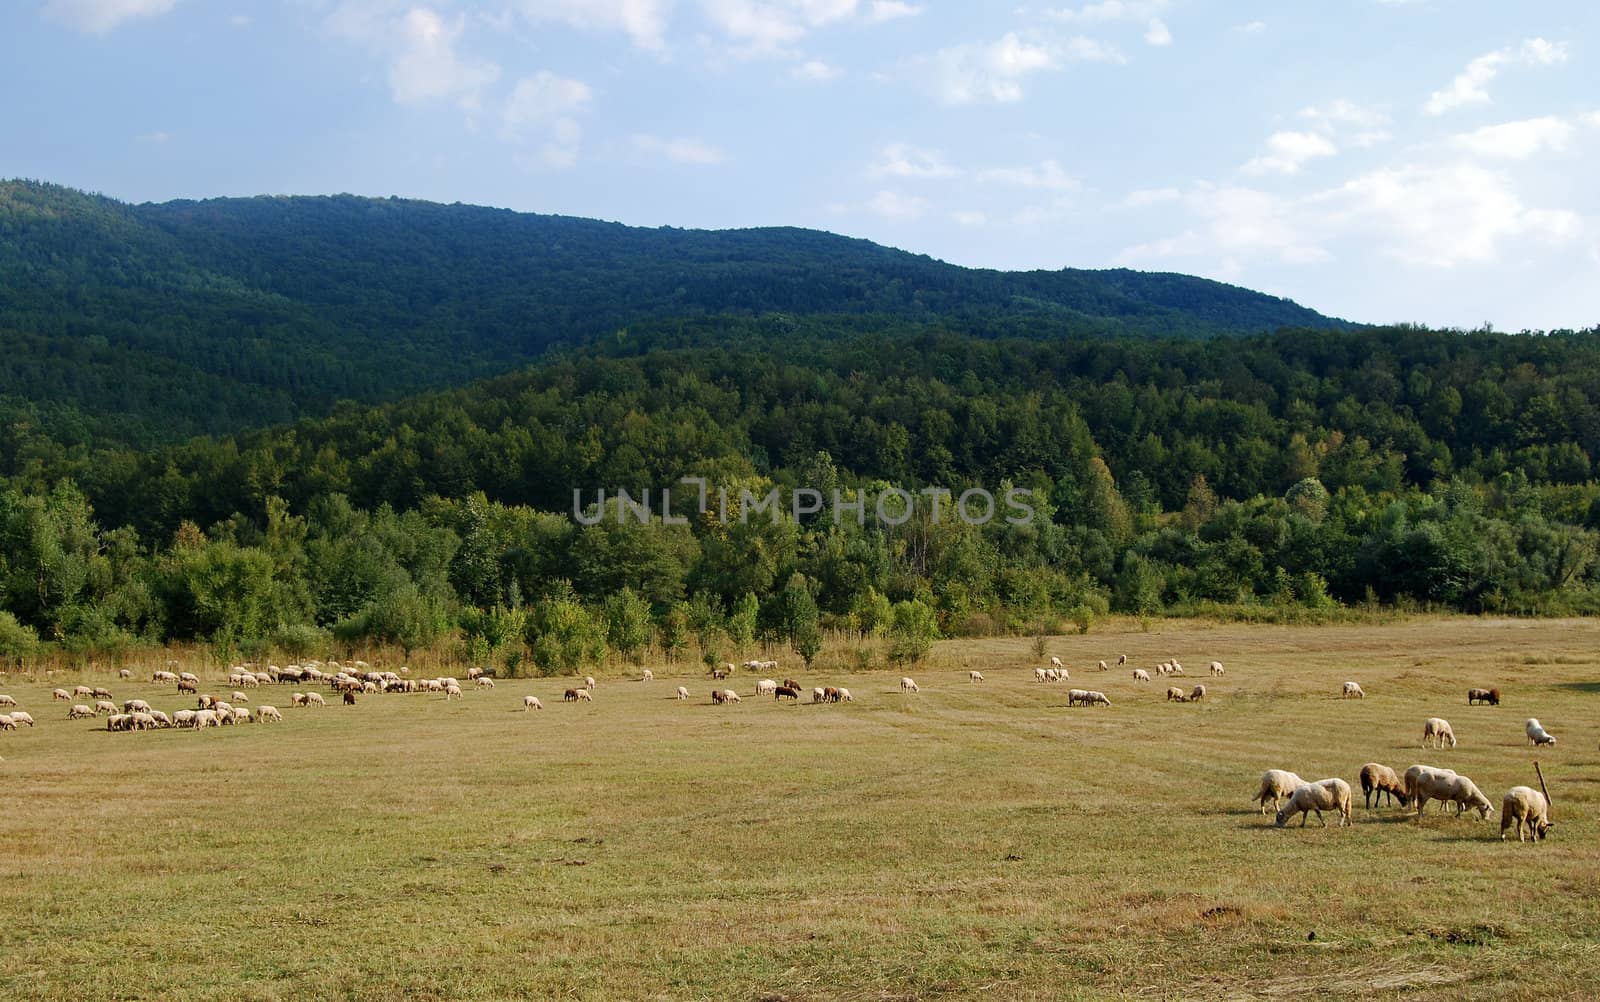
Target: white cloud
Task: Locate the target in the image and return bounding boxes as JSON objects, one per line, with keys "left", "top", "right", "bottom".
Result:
{"left": 1451, "top": 116, "right": 1574, "bottom": 160}
{"left": 1047, "top": 0, "right": 1166, "bottom": 24}
{"left": 869, "top": 143, "right": 961, "bottom": 179}
{"left": 228, "top": 13, "right": 250, "bottom": 28}
{"left": 1118, "top": 186, "right": 1180, "bottom": 208}
{"left": 867, "top": 189, "right": 928, "bottom": 221}
{"left": 501, "top": 71, "right": 592, "bottom": 167}
{"left": 1323, "top": 164, "right": 1579, "bottom": 266}
{"left": 865, "top": 0, "right": 921, "bottom": 23}
{"left": 387, "top": 8, "right": 501, "bottom": 107}
{"left": 513, "top": 0, "right": 672, "bottom": 51}
{"left": 792, "top": 58, "right": 842, "bottom": 80}
{"left": 1584, "top": 111, "right": 1600, "bottom": 127}
{"left": 914, "top": 31, "right": 1122, "bottom": 105}
{"left": 1143, "top": 18, "right": 1170, "bottom": 46}
{"left": 634, "top": 134, "right": 727, "bottom": 164}
{"left": 1234, "top": 20, "right": 1265, "bottom": 34}
{"left": 1121, "top": 165, "right": 1580, "bottom": 273}
{"left": 977, "top": 159, "right": 1079, "bottom": 191}
{"left": 134, "top": 130, "right": 170, "bottom": 144}
{"left": 700, "top": 0, "right": 807, "bottom": 53}
{"left": 1241, "top": 131, "right": 1337, "bottom": 175}
{"left": 951, "top": 210, "right": 987, "bottom": 225}
{"left": 1425, "top": 38, "right": 1568, "bottom": 115}
{"left": 41, "top": 0, "right": 175, "bottom": 33}
{"left": 1298, "top": 98, "right": 1388, "bottom": 132}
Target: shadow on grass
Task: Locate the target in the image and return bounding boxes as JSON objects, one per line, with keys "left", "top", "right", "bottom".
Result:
{"left": 1554, "top": 681, "right": 1600, "bottom": 695}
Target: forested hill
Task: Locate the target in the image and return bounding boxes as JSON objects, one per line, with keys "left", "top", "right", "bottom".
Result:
{"left": 1, "top": 179, "right": 1343, "bottom": 446}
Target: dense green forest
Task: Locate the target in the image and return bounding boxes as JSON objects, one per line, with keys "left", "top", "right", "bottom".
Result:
{"left": 1, "top": 179, "right": 1345, "bottom": 447}
{"left": 3, "top": 314, "right": 1600, "bottom": 672}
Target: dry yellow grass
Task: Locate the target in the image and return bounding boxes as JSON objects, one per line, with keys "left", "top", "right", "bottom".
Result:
{"left": 1, "top": 617, "right": 1598, "bottom": 1000}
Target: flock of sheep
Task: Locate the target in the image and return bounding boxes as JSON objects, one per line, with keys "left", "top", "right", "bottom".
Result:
{"left": 0, "top": 651, "right": 1572, "bottom": 846}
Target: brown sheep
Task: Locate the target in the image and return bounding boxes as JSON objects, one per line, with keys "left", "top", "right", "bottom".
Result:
{"left": 1467, "top": 687, "right": 1500, "bottom": 706}
{"left": 1358, "top": 762, "right": 1410, "bottom": 809}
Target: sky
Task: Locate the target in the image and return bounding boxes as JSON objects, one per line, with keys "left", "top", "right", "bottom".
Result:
{"left": 2, "top": 1, "right": 1598, "bottom": 331}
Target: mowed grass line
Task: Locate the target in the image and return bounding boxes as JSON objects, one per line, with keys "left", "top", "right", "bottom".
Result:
{"left": 2, "top": 618, "right": 1599, "bottom": 1000}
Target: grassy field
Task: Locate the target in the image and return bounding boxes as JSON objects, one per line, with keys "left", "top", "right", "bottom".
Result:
{"left": 2, "top": 617, "right": 1598, "bottom": 1001}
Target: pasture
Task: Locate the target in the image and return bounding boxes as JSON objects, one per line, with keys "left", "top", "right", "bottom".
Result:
{"left": 2, "top": 617, "right": 1598, "bottom": 1000}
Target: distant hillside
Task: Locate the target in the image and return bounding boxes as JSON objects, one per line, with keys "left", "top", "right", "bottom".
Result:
{"left": 0, "top": 179, "right": 1347, "bottom": 446}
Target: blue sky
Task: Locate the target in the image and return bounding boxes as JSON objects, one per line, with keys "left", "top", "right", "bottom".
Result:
{"left": 3, "top": 1, "right": 1598, "bottom": 330}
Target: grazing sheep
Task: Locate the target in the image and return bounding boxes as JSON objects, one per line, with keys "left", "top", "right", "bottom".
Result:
{"left": 1525, "top": 718, "right": 1557, "bottom": 746}
{"left": 94, "top": 699, "right": 117, "bottom": 716}
{"left": 92, "top": 687, "right": 113, "bottom": 700}
{"left": 146, "top": 710, "right": 170, "bottom": 728}
{"left": 476, "top": 677, "right": 495, "bottom": 688}
{"left": 585, "top": 676, "right": 596, "bottom": 690}
{"left": 756, "top": 679, "right": 778, "bottom": 696}
{"left": 675, "top": 686, "right": 689, "bottom": 701}
{"left": 1358, "top": 763, "right": 1410, "bottom": 809}
{"left": 118, "top": 668, "right": 133, "bottom": 680}
{"left": 1044, "top": 668, "right": 1061, "bottom": 682}
{"left": 67, "top": 704, "right": 95, "bottom": 720}
{"left": 194, "top": 709, "right": 220, "bottom": 729}
{"left": 0, "top": 695, "right": 15, "bottom": 707}
{"left": 1422, "top": 717, "right": 1457, "bottom": 749}
{"left": 1116, "top": 654, "right": 1127, "bottom": 666}
{"left": 1074, "top": 690, "right": 1112, "bottom": 707}
{"left": 1133, "top": 669, "right": 1151, "bottom": 683}
{"left": 1097, "top": 660, "right": 1108, "bottom": 672}
{"left": 103, "top": 713, "right": 132, "bottom": 732}
{"left": 1401, "top": 765, "right": 1457, "bottom": 815}
{"left": 1189, "top": 684, "right": 1206, "bottom": 702}
{"left": 1049, "top": 656, "right": 1063, "bottom": 669}
{"left": 1416, "top": 772, "right": 1494, "bottom": 820}
{"left": 711, "top": 689, "right": 729, "bottom": 704}
{"left": 900, "top": 677, "right": 919, "bottom": 693}
{"left": 641, "top": 669, "right": 653, "bottom": 681}
{"left": 444, "top": 684, "right": 462, "bottom": 700}
{"left": 292, "top": 692, "right": 308, "bottom": 707}
{"left": 969, "top": 670, "right": 984, "bottom": 683}
{"left": 231, "top": 691, "right": 250, "bottom": 703}
{"left": 73, "top": 685, "right": 93, "bottom": 698}
{"left": 718, "top": 689, "right": 742, "bottom": 704}
{"left": 7, "top": 710, "right": 33, "bottom": 727}
{"left": 1169, "top": 662, "right": 1184, "bottom": 676}
{"left": 177, "top": 679, "right": 197, "bottom": 694}
{"left": 824, "top": 686, "right": 839, "bottom": 702}
{"left": 1166, "top": 686, "right": 1188, "bottom": 702}
{"left": 1500, "top": 786, "right": 1553, "bottom": 842}
{"left": 1210, "top": 661, "right": 1225, "bottom": 676}
{"left": 742, "top": 660, "right": 763, "bottom": 671}
{"left": 1255, "top": 770, "right": 1306, "bottom": 815}
{"left": 722, "top": 663, "right": 736, "bottom": 675}
{"left": 305, "top": 692, "right": 326, "bottom": 708}
{"left": 122, "top": 699, "right": 152, "bottom": 714}
{"left": 1467, "top": 687, "right": 1500, "bottom": 706}
{"left": 1034, "top": 668, "right": 1047, "bottom": 682}
{"left": 467, "top": 667, "right": 485, "bottom": 680}
{"left": 523, "top": 695, "right": 544, "bottom": 711}
{"left": 1342, "top": 681, "right": 1365, "bottom": 699}
{"left": 342, "top": 691, "right": 357, "bottom": 705}
{"left": 837, "top": 687, "right": 853, "bottom": 702}
{"left": 564, "top": 688, "right": 581, "bottom": 702}
{"left": 258, "top": 706, "right": 282, "bottom": 723}
{"left": 1274, "top": 778, "right": 1353, "bottom": 828}
{"left": 53, "top": 688, "right": 70, "bottom": 701}
{"left": 576, "top": 689, "right": 593, "bottom": 702}
{"left": 773, "top": 686, "right": 799, "bottom": 701}
{"left": 152, "top": 671, "right": 177, "bottom": 683}
{"left": 812, "top": 686, "right": 827, "bottom": 703}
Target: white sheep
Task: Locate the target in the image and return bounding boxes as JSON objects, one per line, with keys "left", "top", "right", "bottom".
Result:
{"left": 1132, "top": 669, "right": 1151, "bottom": 682}
{"left": 94, "top": 699, "right": 117, "bottom": 716}
{"left": 53, "top": 688, "right": 70, "bottom": 701}
{"left": 1525, "top": 718, "right": 1557, "bottom": 746}
{"left": 151, "top": 671, "right": 177, "bottom": 683}
{"left": 1071, "top": 690, "right": 1112, "bottom": 707}
{"left": 305, "top": 692, "right": 327, "bottom": 707}
{"left": 1097, "top": 660, "right": 1108, "bottom": 672}
{"left": 1421, "top": 717, "right": 1456, "bottom": 749}
{"left": 576, "top": 688, "right": 593, "bottom": 702}
{"left": 7, "top": 710, "right": 33, "bottom": 727}
{"left": 122, "top": 699, "right": 152, "bottom": 714}
{"left": 0, "top": 695, "right": 16, "bottom": 707}
{"left": 1033, "top": 668, "right": 1047, "bottom": 682}
{"left": 0, "top": 714, "right": 17, "bottom": 731}
{"left": 585, "top": 676, "right": 596, "bottom": 690}
{"left": 968, "top": 670, "right": 984, "bottom": 683}
{"left": 812, "top": 687, "right": 827, "bottom": 703}
{"left": 291, "top": 692, "right": 308, "bottom": 707}
{"left": 523, "top": 695, "right": 544, "bottom": 711}
{"left": 444, "top": 684, "right": 463, "bottom": 700}
{"left": 119, "top": 669, "right": 133, "bottom": 679}
{"left": 173, "top": 709, "right": 197, "bottom": 727}
{"left": 1410, "top": 769, "right": 1493, "bottom": 820}
{"left": 1342, "top": 681, "right": 1365, "bottom": 699}
{"left": 1210, "top": 661, "right": 1224, "bottom": 676}
{"left": 1049, "top": 656, "right": 1063, "bottom": 668}
{"left": 838, "top": 688, "right": 852, "bottom": 702}
{"left": 756, "top": 679, "right": 778, "bottom": 696}
{"left": 641, "top": 669, "right": 653, "bottom": 681}
{"left": 1116, "top": 654, "right": 1127, "bottom": 665}
{"left": 900, "top": 677, "right": 919, "bottom": 693}
{"left": 68, "top": 704, "right": 95, "bottom": 720}
{"left": 722, "top": 689, "right": 741, "bottom": 703}
{"left": 1189, "top": 684, "right": 1206, "bottom": 702}
{"left": 230, "top": 690, "right": 250, "bottom": 703}
{"left": 476, "top": 677, "right": 496, "bottom": 688}
{"left": 231, "top": 707, "right": 252, "bottom": 724}
{"left": 1274, "top": 778, "right": 1352, "bottom": 828}
{"left": 1166, "top": 686, "right": 1188, "bottom": 702}
{"left": 1500, "top": 786, "right": 1553, "bottom": 842}
{"left": 1255, "top": 769, "right": 1306, "bottom": 815}
{"left": 675, "top": 686, "right": 689, "bottom": 701}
